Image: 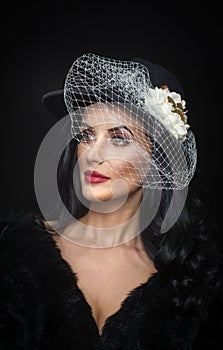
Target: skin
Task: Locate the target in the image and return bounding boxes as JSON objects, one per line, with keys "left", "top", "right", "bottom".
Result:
{"left": 51, "top": 103, "right": 156, "bottom": 335}
{"left": 77, "top": 103, "right": 150, "bottom": 215}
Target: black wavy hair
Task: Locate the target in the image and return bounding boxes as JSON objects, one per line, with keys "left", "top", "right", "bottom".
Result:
{"left": 56, "top": 137, "right": 223, "bottom": 321}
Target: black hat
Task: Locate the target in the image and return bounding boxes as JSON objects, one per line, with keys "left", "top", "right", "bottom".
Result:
{"left": 41, "top": 56, "right": 184, "bottom": 120}
{"left": 40, "top": 53, "right": 196, "bottom": 191}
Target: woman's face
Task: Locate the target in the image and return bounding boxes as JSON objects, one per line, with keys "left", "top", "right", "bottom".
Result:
{"left": 76, "top": 103, "right": 150, "bottom": 202}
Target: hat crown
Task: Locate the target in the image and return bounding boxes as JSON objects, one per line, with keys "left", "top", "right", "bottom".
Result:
{"left": 64, "top": 53, "right": 153, "bottom": 113}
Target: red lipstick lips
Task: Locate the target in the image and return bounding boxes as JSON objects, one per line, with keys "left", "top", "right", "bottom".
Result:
{"left": 84, "top": 170, "right": 110, "bottom": 184}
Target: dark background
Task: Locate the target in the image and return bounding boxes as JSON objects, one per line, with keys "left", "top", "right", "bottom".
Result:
{"left": 1, "top": 2, "right": 222, "bottom": 226}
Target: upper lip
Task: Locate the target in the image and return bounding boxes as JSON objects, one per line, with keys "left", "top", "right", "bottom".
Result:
{"left": 84, "top": 170, "right": 110, "bottom": 179}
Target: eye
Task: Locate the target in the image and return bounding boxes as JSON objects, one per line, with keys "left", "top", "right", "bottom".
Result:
{"left": 75, "top": 130, "right": 96, "bottom": 143}
{"left": 110, "top": 133, "right": 133, "bottom": 146}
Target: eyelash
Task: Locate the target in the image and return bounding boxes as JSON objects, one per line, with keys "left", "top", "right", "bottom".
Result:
{"left": 76, "top": 132, "right": 95, "bottom": 143}
{"left": 75, "top": 131, "right": 132, "bottom": 146}
{"left": 110, "top": 134, "right": 132, "bottom": 146}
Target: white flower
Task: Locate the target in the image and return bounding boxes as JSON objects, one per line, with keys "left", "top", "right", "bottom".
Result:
{"left": 144, "top": 86, "right": 189, "bottom": 142}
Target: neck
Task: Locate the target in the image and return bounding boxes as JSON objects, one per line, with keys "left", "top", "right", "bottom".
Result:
{"left": 84, "top": 188, "right": 143, "bottom": 228}
{"left": 62, "top": 189, "right": 144, "bottom": 248}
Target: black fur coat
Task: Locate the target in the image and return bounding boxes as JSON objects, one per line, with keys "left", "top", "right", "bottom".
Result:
{"left": 0, "top": 211, "right": 223, "bottom": 350}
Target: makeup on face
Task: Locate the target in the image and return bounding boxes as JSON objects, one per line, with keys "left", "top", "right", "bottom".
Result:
{"left": 76, "top": 104, "right": 151, "bottom": 190}
{"left": 84, "top": 170, "right": 111, "bottom": 184}
{"left": 76, "top": 124, "right": 135, "bottom": 148}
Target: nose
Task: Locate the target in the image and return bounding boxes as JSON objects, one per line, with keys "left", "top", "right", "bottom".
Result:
{"left": 85, "top": 138, "right": 105, "bottom": 165}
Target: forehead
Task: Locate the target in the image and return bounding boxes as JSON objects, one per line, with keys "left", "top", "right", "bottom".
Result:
{"left": 80, "top": 103, "right": 144, "bottom": 131}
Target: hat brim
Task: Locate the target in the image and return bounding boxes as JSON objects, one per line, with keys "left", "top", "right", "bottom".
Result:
{"left": 42, "top": 87, "right": 127, "bottom": 120}
{"left": 42, "top": 58, "right": 185, "bottom": 120}
{"left": 41, "top": 89, "right": 67, "bottom": 120}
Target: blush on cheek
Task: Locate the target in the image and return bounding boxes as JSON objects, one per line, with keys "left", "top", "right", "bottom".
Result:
{"left": 106, "top": 160, "right": 142, "bottom": 187}
{"left": 77, "top": 144, "right": 85, "bottom": 158}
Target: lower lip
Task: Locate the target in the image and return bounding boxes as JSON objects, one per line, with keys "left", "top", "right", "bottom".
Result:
{"left": 85, "top": 175, "right": 110, "bottom": 184}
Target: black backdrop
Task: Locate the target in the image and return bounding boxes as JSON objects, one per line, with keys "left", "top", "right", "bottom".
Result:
{"left": 1, "top": 2, "right": 222, "bottom": 227}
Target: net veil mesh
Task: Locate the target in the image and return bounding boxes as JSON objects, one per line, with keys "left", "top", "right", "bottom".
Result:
{"left": 64, "top": 53, "right": 197, "bottom": 190}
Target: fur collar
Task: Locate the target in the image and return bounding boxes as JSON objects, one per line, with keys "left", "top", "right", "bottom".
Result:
{"left": 0, "top": 211, "right": 222, "bottom": 349}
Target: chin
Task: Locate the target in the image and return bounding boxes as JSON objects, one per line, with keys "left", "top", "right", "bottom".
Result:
{"left": 82, "top": 188, "right": 114, "bottom": 202}
{"left": 80, "top": 181, "right": 113, "bottom": 202}
{"left": 80, "top": 177, "right": 141, "bottom": 204}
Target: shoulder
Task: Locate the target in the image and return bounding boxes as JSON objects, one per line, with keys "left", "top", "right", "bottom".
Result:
{"left": 0, "top": 210, "right": 76, "bottom": 298}
{"left": 0, "top": 209, "right": 44, "bottom": 236}
{"left": 0, "top": 210, "right": 57, "bottom": 252}
{"left": 0, "top": 211, "right": 72, "bottom": 348}
{"left": 0, "top": 210, "right": 64, "bottom": 280}
{"left": 0, "top": 209, "right": 76, "bottom": 280}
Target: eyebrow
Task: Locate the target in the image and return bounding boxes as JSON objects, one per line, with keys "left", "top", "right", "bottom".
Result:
{"left": 108, "top": 125, "right": 134, "bottom": 136}
{"left": 80, "top": 123, "right": 134, "bottom": 136}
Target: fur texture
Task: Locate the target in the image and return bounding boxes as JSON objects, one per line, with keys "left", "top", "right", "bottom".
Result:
{"left": 0, "top": 211, "right": 223, "bottom": 350}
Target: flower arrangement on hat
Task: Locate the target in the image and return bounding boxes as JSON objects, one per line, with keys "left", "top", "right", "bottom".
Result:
{"left": 144, "top": 85, "right": 190, "bottom": 142}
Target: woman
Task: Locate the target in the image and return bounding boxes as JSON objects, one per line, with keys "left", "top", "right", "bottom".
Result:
{"left": 0, "top": 53, "right": 222, "bottom": 349}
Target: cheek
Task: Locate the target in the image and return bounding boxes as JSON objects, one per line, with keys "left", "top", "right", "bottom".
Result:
{"left": 77, "top": 145, "right": 87, "bottom": 168}
{"left": 109, "top": 144, "right": 150, "bottom": 180}
{"left": 108, "top": 159, "right": 142, "bottom": 185}
{"left": 77, "top": 144, "right": 84, "bottom": 158}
